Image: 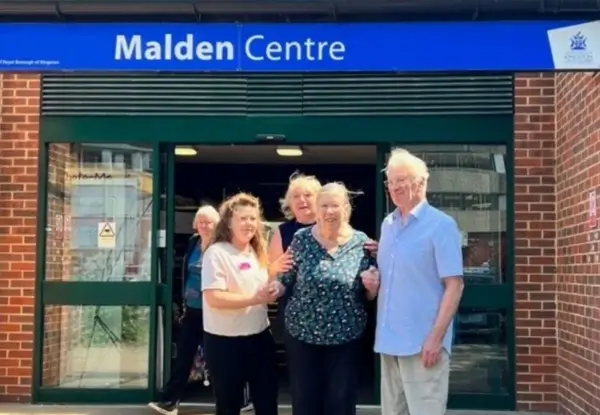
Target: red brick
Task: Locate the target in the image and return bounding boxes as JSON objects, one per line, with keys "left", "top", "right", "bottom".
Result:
{"left": 516, "top": 72, "right": 600, "bottom": 415}
{"left": 514, "top": 73, "right": 559, "bottom": 413}
{"left": 553, "top": 72, "right": 600, "bottom": 415}
{"left": 0, "top": 73, "right": 39, "bottom": 402}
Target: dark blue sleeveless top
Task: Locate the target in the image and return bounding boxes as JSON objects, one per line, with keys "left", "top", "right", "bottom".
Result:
{"left": 279, "top": 220, "right": 312, "bottom": 252}
{"left": 277, "top": 220, "right": 313, "bottom": 323}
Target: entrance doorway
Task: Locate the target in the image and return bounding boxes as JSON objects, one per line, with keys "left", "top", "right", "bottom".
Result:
{"left": 170, "top": 144, "right": 379, "bottom": 405}
{"left": 34, "top": 140, "right": 514, "bottom": 409}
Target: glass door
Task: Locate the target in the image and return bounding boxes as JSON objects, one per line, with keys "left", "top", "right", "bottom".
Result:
{"left": 34, "top": 142, "right": 162, "bottom": 403}
{"left": 383, "top": 145, "right": 515, "bottom": 410}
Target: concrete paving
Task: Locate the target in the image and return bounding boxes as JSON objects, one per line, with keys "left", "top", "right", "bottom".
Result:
{"left": 0, "top": 405, "right": 556, "bottom": 415}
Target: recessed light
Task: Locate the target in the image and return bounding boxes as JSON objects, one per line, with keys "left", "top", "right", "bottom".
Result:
{"left": 276, "top": 146, "right": 303, "bottom": 157}
{"left": 175, "top": 146, "right": 197, "bottom": 156}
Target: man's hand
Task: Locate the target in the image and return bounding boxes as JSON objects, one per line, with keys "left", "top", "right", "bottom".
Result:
{"left": 421, "top": 334, "right": 443, "bottom": 368}
{"left": 364, "top": 239, "right": 378, "bottom": 257}
{"left": 360, "top": 266, "right": 380, "bottom": 297}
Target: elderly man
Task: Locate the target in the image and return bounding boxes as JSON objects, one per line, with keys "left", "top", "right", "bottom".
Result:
{"left": 375, "top": 148, "right": 464, "bottom": 415}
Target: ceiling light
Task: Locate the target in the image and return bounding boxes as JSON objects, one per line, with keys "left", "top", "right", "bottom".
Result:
{"left": 175, "top": 146, "right": 197, "bottom": 156}
{"left": 276, "top": 146, "right": 303, "bottom": 157}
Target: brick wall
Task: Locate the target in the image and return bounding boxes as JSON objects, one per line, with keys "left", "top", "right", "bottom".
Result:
{"left": 554, "top": 72, "right": 600, "bottom": 415}
{"left": 514, "top": 73, "right": 558, "bottom": 412}
{"left": 0, "top": 73, "right": 41, "bottom": 401}
{"left": 515, "top": 72, "right": 600, "bottom": 415}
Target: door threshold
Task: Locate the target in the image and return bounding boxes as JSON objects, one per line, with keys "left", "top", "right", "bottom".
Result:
{"left": 179, "top": 403, "right": 380, "bottom": 409}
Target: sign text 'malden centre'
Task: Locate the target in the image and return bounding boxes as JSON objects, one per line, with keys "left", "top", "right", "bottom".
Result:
{"left": 114, "top": 34, "right": 347, "bottom": 62}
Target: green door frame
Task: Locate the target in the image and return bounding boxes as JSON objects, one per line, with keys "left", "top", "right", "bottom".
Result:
{"left": 32, "top": 141, "right": 163, "bottom": 404}
{"left": 159, "top": 143, "right": 176, "bottom": 392}
{"left": 35, "top": 114, "right": 515, "bottom": 409}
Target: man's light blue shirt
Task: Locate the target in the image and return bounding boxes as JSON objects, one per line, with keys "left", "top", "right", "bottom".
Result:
{"left": 375, "top": 201, "right": 463, "bottom": 357}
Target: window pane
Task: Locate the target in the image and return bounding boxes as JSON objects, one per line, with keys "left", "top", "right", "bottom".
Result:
{"left": 45, "top": 143, "right": 153, "bottom": 282}
{"left": 387, "top": 145, "right": 507, "bottom": 284}
{"left": 451, "top": 308, "right": 509, "bottom": 394}
{"left": 42, "top": 305, "right": 150, "bottom": 388}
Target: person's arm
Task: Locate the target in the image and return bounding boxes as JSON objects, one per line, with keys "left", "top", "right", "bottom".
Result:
{"left": 180, "top": 235, "right": 200, "bottom": 305}
{"left": 429, "top": 219, "right": 464, "bottom": 343}
{"left": 365, "top": 282, "right": 377, "bottom": 300}
{"left": 268, "top": 228, "right": 284, "bottom": 262}
{"left": 357, "top": 247, "right": 378, "bottom": 301}
{"left": 277, "top": 233, "right": 300, "bottom": 289}
{"left": 365, "top": 289, "right": 377, "bottom": 301}
{"left": 267, "top": 228, "right": 289, "bottom": 280}
{"left": 202, "top": 246, "right": 260, "bottom": 310}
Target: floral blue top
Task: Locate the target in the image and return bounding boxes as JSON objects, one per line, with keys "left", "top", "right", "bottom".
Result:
{"left": 279, "top": 227, "right": 376, "bottom": 346}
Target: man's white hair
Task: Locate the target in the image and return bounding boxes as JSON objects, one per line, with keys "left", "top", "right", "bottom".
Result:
{"left": 385, "top": 148, "right": 430, "bottom": 181}
{"left": 193, "top": 205, "right": 220, "bottom": 227}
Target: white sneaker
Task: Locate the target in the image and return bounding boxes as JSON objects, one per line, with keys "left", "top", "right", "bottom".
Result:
{"left": 148, "top": 401, "right": 178, "bottom": 415}
{"left": 240, "top": 402, "right": 254, "bottom": 412}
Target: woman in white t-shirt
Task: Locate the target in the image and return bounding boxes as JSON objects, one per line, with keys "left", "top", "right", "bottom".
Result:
{"left": 202, "top": 192, "right": 289, "bottom": 415}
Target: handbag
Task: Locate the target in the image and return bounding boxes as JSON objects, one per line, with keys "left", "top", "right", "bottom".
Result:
{"left": 188, "top": 344, "right": 210, "bottom": 386}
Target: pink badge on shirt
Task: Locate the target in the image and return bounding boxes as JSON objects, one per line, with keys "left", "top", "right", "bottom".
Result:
{"left": 239, "top": 262, "right": 252, "bottom": 271}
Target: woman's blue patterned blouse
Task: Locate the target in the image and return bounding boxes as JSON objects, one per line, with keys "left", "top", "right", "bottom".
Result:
{"left": 279, "top": 227, "right": 376, "bottom": 346}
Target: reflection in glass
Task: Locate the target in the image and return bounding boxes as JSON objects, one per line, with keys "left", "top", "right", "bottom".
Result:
{"left": 387, "top": 145, "right": 507, "bottom": 283}
{"left": 451, "top": 308, "right": 509, "bottom": 394}
{"left": 45, "top": 143, "right": 153, "bottom": 282}
{"left": 42, "top": 305, "right": 150, "bottom": 388}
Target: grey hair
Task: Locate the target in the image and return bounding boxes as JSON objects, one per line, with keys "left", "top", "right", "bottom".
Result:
{"left": 193, "top": 205, "right": 220, "bottom": 228}
{"left": 385, "top": 148, "right": 430, "bottom": 181}
{"left": 317, "top": 182, "right": 363, "bottom": 220}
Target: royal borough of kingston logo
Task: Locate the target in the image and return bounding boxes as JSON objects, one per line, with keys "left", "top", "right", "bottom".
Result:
{"left": 565, "top": 31, "right": 593, "bottom": 64}
{"left": 570, "top": 31, "right": 587, "bottom": 50}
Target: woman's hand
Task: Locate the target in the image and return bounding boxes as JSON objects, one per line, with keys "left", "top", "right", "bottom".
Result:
{"left": 268, "top": 249, "right": 294, "bottom": 278}
{"left": 361, "top": 266, "right": 380, "bottom": 299}
{"left": 269, "top": 280, "right": 286, "bottom": 298}
{"left": 254, "top": 282, "right": 283, "bottom": 304}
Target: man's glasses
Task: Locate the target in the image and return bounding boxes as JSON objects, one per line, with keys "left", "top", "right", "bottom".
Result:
{"left": 384, "top": 177, "right": 423, "bottom": 188}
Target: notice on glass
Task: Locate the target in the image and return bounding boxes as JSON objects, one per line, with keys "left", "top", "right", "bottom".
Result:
{"left": 98, "top": 222, "right": 116, "bottom": 249}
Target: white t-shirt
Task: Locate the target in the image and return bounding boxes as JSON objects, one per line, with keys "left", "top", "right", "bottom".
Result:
{"left": 201, "top": 242, "right": 270, "bottom": 336}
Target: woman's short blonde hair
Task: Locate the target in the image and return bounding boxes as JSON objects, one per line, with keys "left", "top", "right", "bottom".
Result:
{"left": 193, "top": 205, "right": 220, "bottom": 228}
{"left": 279, "top": 172, "right": 322, "bottom": 220}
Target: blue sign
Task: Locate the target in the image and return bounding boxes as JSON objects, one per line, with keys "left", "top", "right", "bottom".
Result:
{"left": 0, "top": 20, "right": 598, "bottom": 72}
